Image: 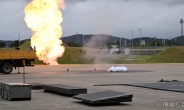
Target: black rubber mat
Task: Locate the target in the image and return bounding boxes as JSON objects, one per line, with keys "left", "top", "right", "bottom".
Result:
{"left": 123, "top": 82, "right": 184, "bottom": 92}
{"left": 73, "top": 91, "right": 133, "bottom": 104}
{"left": 27, "top": 83, "right": 43, "bottom": 90}
{"left": 43, "top": 84, "right": 87, "bottom": 95}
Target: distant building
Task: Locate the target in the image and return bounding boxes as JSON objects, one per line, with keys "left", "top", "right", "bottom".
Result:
{"left": 141, "top": 40, "right": 145, "bottom": 45}
{"left": 110, "top": 45, "right": 119, "bottom": 54}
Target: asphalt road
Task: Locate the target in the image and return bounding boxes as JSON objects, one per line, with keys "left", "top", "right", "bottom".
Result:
{"left": 0, "top": 64, "right": 184, "bottom": 110}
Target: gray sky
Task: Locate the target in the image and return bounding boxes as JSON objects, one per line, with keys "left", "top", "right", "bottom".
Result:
{"left": 0, "top": 0, "right": 184, "bottom": 40}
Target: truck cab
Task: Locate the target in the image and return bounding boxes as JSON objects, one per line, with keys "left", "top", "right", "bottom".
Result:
{"left": 0, "top": 48, "right": 37, "bottom": 74}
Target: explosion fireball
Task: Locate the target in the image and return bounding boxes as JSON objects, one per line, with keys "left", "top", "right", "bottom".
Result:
{"left": 24, "top": 0, "right": 65, "bottom": 65}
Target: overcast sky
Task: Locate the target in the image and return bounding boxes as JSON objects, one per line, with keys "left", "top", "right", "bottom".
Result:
{"left": 0, "top": 0, "right": 184, "bottom": 40}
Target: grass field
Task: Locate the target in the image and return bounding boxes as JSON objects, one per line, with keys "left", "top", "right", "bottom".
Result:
{"left": 19, "top": 40, "right": 30, "bottom": 49}
{"left": 147, "top": 46, "right": 184, "bottom": 63}
{"left": 3, "top": 41, "right": 184, "bottom": 64}
{"left": 58, "top": 47, "right": 94, "bottom": 64}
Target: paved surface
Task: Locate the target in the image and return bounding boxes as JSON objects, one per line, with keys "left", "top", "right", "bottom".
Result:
{"left": 0, "top": 64, "right": 184, "bottom": 110}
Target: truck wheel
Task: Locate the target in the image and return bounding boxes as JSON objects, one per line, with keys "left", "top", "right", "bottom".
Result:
{"left": 1, "top": 63, "right": 13, "bottom": 74}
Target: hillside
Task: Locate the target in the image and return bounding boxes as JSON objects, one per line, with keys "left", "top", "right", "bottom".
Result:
{"left": 19, "top": 40, "right": 68, "bottom": 49}
{"left": 58, "top": 47, "right": 94, "bottom": 64}
{"left": 147, "top": 46, "right": 184, "bottom": 63}
{"left": 19, "top": 40, "right": 30, "bottom": 49}
{"left": 2, "top": 34, "right": 184, "bottom": 47}
{"left": 19, "top": 42, "right": 184, "bottom": 64}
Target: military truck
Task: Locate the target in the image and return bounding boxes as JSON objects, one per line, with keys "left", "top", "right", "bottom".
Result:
{"left": 0, "top": 48, "right": 37, "bottom": 74}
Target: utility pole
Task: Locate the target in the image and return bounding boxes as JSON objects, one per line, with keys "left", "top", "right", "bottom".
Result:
{"left": 18, "top": 33, "right": 20, "bottom": 74}
{"left": 163, "top": 33, "right": 165, "bottom": 46}
{"left": 155, "top": 43, "right": 157, "bottom": 54}
{"left": 83, "top": 34, "right": 85, "bottom": 45}
{"left": 119, "top": 37, "right": 121, "bottom": 48}
{"left": 180, "top": 19, "right": 183, "bottom": 45}
{"left": 77, "top": 32, "right": 78, "bottom": 44}
{"left": 19, "top": 33, "right": 20, "bottom": 47}
{"left": 131, "top": 31, "right": 133, "bottom": 49}
{"left": 139, "top": 29, "right": 141, "bottom": 45}
{"left": 125, "top": 38, "right": 126, "bottom": 47}
{"left": 93, "top": 36, "right": 94, "bottom": 45}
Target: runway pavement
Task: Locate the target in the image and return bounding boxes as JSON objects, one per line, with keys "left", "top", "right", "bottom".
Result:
{"left": 0, "top": 63, "right": 184, "bottom": 110}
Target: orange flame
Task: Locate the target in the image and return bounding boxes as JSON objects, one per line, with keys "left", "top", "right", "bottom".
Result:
{"left": 24, "top": 0, "right": 65, "bottom": 65}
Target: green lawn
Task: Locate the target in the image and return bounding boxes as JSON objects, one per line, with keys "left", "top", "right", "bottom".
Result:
{"left": 17, "top": 41, "right": 184, "bottom": 64}
{"left": 147, "top": 46, "right": 184, "bottom": 63}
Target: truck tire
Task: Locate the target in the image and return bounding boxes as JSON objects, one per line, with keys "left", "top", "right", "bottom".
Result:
{"left": 1, "top": 62, "right": 13, "bottom": 74}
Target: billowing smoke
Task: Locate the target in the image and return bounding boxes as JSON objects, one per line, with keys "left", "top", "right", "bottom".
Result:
{"left": 83, "top": 34, "right": 112, "bottom": 65}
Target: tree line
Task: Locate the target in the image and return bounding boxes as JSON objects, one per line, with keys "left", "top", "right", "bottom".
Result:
{"left": 0, "top": 40, "right": 24, "bottom": 48}
{"left": 66, "top": 39, "right": 179, "bottom": 48}
{"left": 0, "top": 39, "right": 181, "bottom": 48}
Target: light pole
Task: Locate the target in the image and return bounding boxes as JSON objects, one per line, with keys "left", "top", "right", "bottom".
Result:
{"left": 139, "top": 29, "right": 141, "bottom": 45}
{"left": 83, "top": 34, "right": 85, "bottom": 44}
{"left": 163, "top": 33, "right": 165, "bottom": 46}
{"left": 180, "top": 19, "right": 183, "bottom": 45}
{"left": 180, "top": 19, "right": 183, "bottom": 36}
{"left": 125, "top": 38, "right": 126, "bottom": 47}
{"left": 175, "top": 39, "right": 177, "bottom": 46}
{"left": 18, "top": 33, "right": 20, "bottom": 47}
{"left": 93, "top": 36, "right": 94, "bottom": 45}
{"left": 119, "top": 37, "right": 121, "bottom": 48}
{"left": 155, "top": 43, "right": 157, "bottom": 54}
{"left": 18, "top": 33, "right": 20, "bottom": 73}
{"left": 131, "top": 31, "right": 133, "bottom": 49}
{"left": 76, "top": 32, "right": 78, "bottom": 44}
